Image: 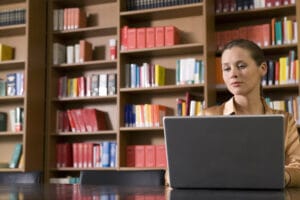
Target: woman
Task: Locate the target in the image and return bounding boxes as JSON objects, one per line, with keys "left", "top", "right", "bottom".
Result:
{"left": 203, "top": 39, "right": 300, "bottom": 187}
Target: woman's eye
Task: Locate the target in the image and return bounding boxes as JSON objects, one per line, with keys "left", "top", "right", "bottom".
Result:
{"left": 237, "top": 63, "right": 247, "bottom": 69}
{"left": 223, "top": 67, "right": 230, "bottom": 72}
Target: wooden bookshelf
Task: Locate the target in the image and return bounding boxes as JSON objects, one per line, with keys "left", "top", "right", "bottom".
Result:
{"left": 0, "top": 1, "right": 46, "bottom": 172}
{"left": 118, "top": 0, "right": 215, "bottom": 169}
{"left": 45, "top": 0, "right": 118, "bottom": 182}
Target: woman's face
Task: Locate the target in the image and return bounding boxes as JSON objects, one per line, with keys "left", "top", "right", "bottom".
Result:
{"left": 221, "top": 47, "right": 267, "bottom": 96}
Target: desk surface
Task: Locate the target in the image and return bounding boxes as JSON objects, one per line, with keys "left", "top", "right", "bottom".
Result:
{"left": 1, "top": 184, "right": 300, "bottom": 200}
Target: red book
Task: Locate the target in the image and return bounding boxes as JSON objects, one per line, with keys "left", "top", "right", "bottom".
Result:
{"left": 63, "top": 111, "right": 70, "bottom": 132}
{"left": 83, "top": 108, "right": 107, "bottom": 131}
{"left": 66, "top": 110, "right": 76, "bottom": 132}
{"left": 146, "top": 27, "right": 155, "bottom": 48}
{"left": 145, "top": 145, "right": 156, "bottom": 167}
{"left": 74, "top": 109, "right": 86, "bottom": 132}
{"left": 121, "top": 26, "right": 128, "bottom": 51}
{"left": 74, "top": 8, "right": 86, "bottom": 29}
{"left": 70, "top": 109, "right": 81, "bottom": 132}
{"left": 72, "top": 143, "right": 79, "bottom": 168}
{"left": 137, "top": 27, "right": 146, "bottom": 49}
{"left": 135, "top": 145, "right": 145, "bottom": 167}
{"left": 262, "top": 24, "right": 271, "bottom": 47}
{"left": 78, "top": 143, "right": 83, "bottom": 168}
{"left": 127, "top": 28, "right": 137, "bottom": 50}
{"left": 265, "top": 0, "right": 274, "bottom": 7}
{"left": 155, "top": 26, "right": 165, "bottom": 47}
{"left": 238, "top": 26, "right": 249, "bottom": 40}
{"left": 56, "top": 143, "right": 62, "bottom": 168}
{"left": 83, "top": 142, "right": 88, "bottom": 168}
{"left": 79, "top": 40, "right": 92, "bottom": 62}
{"left": 165, "top": 26, "right": 179, "bottom": 46}
{"left": 155, "top": 145, "right": 167, "bottom": 168}
{"left": 62, "top": 143, "right": 73, "bottom": 167}
{"left": 126, "top": 145, "right": 135, "bottom": 167}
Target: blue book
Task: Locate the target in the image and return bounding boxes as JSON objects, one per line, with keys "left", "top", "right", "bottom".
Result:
{"left": 110, "top": 141, "right": 117, "bottom": 167}
{"left": 101, "top": 141, "right": 111, "bottom": 167}
{"left": 9, "top": 143, "right": 22, "bottom": 168}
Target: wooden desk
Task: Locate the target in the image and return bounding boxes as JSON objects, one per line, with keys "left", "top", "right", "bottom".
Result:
{"left": 0, "top": 184, "right": 300, "bottom": 199}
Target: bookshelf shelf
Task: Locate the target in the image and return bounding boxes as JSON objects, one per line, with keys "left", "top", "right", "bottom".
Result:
{"left": 51, "top": 167, "right": 117, "bottom": 171}
{"left": 215, "top": 4, "right": 296, "bottom": 23}
{"left": 53, "top": 60, "right": 117, "bottom": 70}
{"left": 53, "top": 26, "right": 117, "bottom": 39}
{"left": 53, "top": 95, "right": 117, "bottom": 102}
{"left": 120, "top": 2, "right": 203, "bottom": 20}
{"left": 0, "top": 168, "right": 24, "bottom": 172}
{"left": 120, "top": 43, "right": 204, "bottom": 57}
{"left": 0, "top": 96, "right": 24, "bottom": 102}
{"left": 52, "top": 130, "right": 117, "bottom": 136}
{"left": 120, "top": 127, "right": 164, "bottom": 131}
{"left": 119, "top": 167, "right": 166, "bottom": 171}
{"left": 52, "top": 0, "right": 116, "bottom": 7}
{"left": 0, "top": 132, "right": 24, "bottom": 136}
{"left": 0, "top": 60, "right": 25, "bottom": 70}
{"left": 0, "top": 0, "right": 25, "bottom": 5}
{"left": 120, "top": 84, "right": 205, "bottom": 93}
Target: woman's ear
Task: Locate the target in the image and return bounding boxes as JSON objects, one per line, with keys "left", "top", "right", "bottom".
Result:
{"left": 259, "top": 62, "right": 268, "bottom": 77}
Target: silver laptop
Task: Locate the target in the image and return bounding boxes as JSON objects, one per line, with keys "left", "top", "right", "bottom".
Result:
{"left": 163, "top": 115, "right": 285, "bottom": 189}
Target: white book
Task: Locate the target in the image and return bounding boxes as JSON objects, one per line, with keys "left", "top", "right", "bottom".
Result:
{"left": 99, "top": 73, "right": 107, "bottom": 96}
{"left": 53, "top": 9, "right": 59, "bottom": 31}
{"left": 66, "top": 45, "right": 74, "bottom": 64}
{"left": 9, "top": 109, "right": 15, "bottom": 132}
{"left": 74, "top": 43, "right": 80, "bottom": 63}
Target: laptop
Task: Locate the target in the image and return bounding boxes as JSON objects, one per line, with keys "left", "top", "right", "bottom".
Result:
{"left": 163, "top": 115, "right": 285, "bottom": 189}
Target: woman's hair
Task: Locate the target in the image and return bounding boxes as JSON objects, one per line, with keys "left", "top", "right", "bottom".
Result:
{"left": 221, "top": 39, "right": 266, "bottom": 66}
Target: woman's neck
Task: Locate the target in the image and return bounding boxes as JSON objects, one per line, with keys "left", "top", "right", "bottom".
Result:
{"left": 233, "top": 95, "right": 265, "bottom": 115}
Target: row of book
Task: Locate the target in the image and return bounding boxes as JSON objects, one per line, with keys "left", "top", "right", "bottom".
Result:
{"left": 1, "top": 72, "right": 24, "bottom": 97}
{"left": 58, "top": 73, "right": 116, "bottom": 98}
{"left": 126, "top": 145, "right": 167, "bottom": 168}
{"left": 124, "top": 104, "right": 167, "bottom": 128}
{"left": 53, "top": 8, "right": 86, "bottom": 31}
{"left": 124, "top": 63, "right": 165, "bottom": 88}
{"left": 215, "top": 0, "right": 295, "bottom": 13}
{"left": 53, "top": 40, "right": 92, "bottom": 65}
{"left": 57, "top": 108, "right": 107, "bottom": 133}
{"left": 265, "top": 96, "right": 300, "bottom": 124}
{"left": 121, "top": 25, "right": 179, "bottom": 51}
{"left": 262, "top": 51, "right": 299, "bottom": 86}
{"left": 216, "top": 17, "right": 298, "bottom": 51}
{"left": 0, "top": 107, "right": 24, "bottom": 132}
{"left": 56, "top": 141, "right": 116, "bottom": 168}
{"left": 0, "top": 9, "right": 26, "bottom": 26}
{"left": 176, "top": 92, "right": 204, "bottom": 116}
{"left": 126, "top": 0, "right": 202, "bottom": 11}
{"left": 176, "top": 58, "right": 205, "bottom": 85}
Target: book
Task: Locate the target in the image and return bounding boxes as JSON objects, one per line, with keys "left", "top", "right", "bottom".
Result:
{"left": 6, "top": 73, "right": 17, "bottom": 96}
{"left": 107, "top": 73, "right": 117, "bottom": 95}
{"left": 0, "top": 44, "right": 14, "bottom": 61}
{"left": 0, "top": 112, "right": 7, "bottom": 131}
{"left": 9, "top": 143, "right": 22, "bottom": 168}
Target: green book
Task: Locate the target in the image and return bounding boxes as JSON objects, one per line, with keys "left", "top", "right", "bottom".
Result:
{"left": 0, "top": 112, "right": 7, "bottom": 131}
{"left": 9, "top": 143, "right": 22, "bottom": 168}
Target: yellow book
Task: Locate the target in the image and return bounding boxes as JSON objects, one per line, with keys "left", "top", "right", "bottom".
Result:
{"left": 154, "top": 64, "right": 166, "bottom": 86}
{"left": 0, "top": 44, "right": 14, "bottom": 61}
{"left": 296, "top": 60, "right": 299, "bottom": 82}
{"left": 286, "top": 19, "right": 293, "bottom": 44}
{"left": 182, "top": 102, "right": 186, "bottom": 116}
{"left": 279, "top": 57, "right": 287, "bottom": 84}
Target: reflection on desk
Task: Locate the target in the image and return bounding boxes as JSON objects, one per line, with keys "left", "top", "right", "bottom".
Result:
{"left": 168, "top": 188, "right": 300, "bottom": 200}
{"left": 1, "top": 184, "right": 300, "bottom": 200}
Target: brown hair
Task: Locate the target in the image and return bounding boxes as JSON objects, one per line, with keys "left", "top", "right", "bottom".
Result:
{"left": 221, "top": 39, "right": 266, "bottom": 66}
